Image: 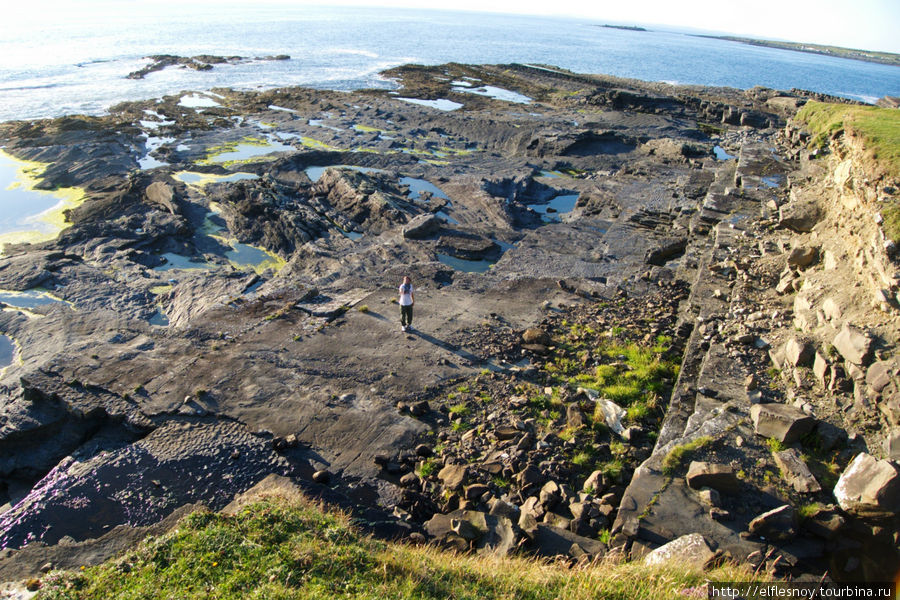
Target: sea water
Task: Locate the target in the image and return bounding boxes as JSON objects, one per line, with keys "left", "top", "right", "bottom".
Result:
{"left": 0, "top": 4, "right": 897, "bottom": 123}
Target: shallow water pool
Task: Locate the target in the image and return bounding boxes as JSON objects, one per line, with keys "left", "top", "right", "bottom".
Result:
{"left": 0, "top": 289, "right": 67, "bottom": 309}
{"left": 437, "top": 253, "right": 494, "bottom": 273}
{"left": 0, "top": 334, "right": 17, "bottom": 369}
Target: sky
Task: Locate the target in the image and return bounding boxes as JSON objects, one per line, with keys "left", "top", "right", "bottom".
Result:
{"left": 6, "top": 0, "right": 900, "bottom": 54}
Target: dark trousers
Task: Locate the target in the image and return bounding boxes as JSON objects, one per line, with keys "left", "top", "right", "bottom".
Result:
{"left": 400, "top": 304, "right": 413, "bottom": 326}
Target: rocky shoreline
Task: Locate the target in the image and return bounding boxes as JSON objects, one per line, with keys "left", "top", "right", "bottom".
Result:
{"left": 0, "top": 62, "right": 897, "bottom": 586}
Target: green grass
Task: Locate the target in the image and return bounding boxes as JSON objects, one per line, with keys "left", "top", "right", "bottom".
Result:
{"left": 448, "top": 404, "right": 469, "bottom": 416}
{"left": 34, "top": 496, "right": 763, "bottom": 600}
{"left": 765, "top": 437, "right": 787, "bottom": 454}
{"left": 417, "top": 458, "right": 437, "bottom": 478}
{"left": 883, "top": 204, "right": 900, "bottom": 244}
{"left": 661, "top": 436, "right": 714, "bottom": 476}
{"left": 797, "top": 101, "right": 900, "bottom": 178}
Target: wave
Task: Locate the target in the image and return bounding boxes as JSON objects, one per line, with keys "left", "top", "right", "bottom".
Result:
{"left": 326, "top": 48, "right": 379, "bottom": 59}
{"left": 0, "top": 82, "right": 64, "bottom": 92}
{"left": 839, "top": 92, "right": 881, "bottom": 105}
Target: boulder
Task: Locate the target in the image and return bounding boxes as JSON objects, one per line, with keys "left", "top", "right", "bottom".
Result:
{"left": 685, "top": 462, "right": 741, "bottom": 495}
{"left": 784, "top": 337, "right": 814, "bottom": 367}
{"left": 832, "top": 325, "right": 874, "bottom": 366}
{"left": 867, "top": 359, "right": 898, "bottom": 393}
{"left": 773, "top": 449, "right": 821, "bottom": 493}
{"left": 516, "top": 465, "right": 544, "bottom": 490}
{"left": 833, "top": 452, "right": 900, "bottom": 517}
{"left": 531, "top": 524, "right": 606, "bottom": 559}
{"left": 786, "top": 246, "right": 818, "bottom": 268}
{"left": 464, "top": 483, "right": 490, "bottom": 501}
{"left": 402, "top": 213, "right": 441, "bottom": 239}
{"left": 488, "top": 499, "right": 520, "bottom": 521}
{"left": 643, "top": 533, "right": 718, "bottom": 570}
{"left": 801, "top": 506, "right": 845, "bottom": 541}
{"left": 425, "top": 510, "right": 516, "bottom": 555}
{"left": 748, "top": 505, "right": 795, "bottom": 541}
{"left": 438, "top": 464, "right": 468, "bottom": 490}
{"left": 778, "top": 195, "right": 821, "bottom": 233}
{"left": 885, "top": 429, "right": 900, "bottom": 462}
{"left": 539, "top": 481, "right": 561, "bottom": 509}
{"left": 750, "top": 403, "right": 816, "bottom": 444}
{"left": 522, "top": 328, "right": 551, "bottom": 346}
{"left": 582, "top": 469, "right": 606, "bottom": 494}
{"left": 822, "top": 297, "right": 842, "bottom": 322}
{"left": 144, "top": 181, "right": 179, "bottom": 214}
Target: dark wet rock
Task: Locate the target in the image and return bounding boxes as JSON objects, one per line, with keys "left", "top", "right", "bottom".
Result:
{"left": 685, "top": 462, "right": 740, "bottom": 495}
{"left": 750, "top": 403, "right": 816, "bottom": 444}
{"left": 833, "top": 453, "right": 900, "bottom": 517}
{"left": 126, "top": 54, "right": 290, "bottom": 80}
{"left": 0, "top": 421, "right": 290, "bottom": 549}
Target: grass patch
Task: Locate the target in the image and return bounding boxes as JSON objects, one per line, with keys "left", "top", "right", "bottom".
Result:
{"left": 35, "top": 496, "right": 763, "bottom": 600}
{"left": 765, "top": 437, "right": 787, "bottom": 453}
{"left": 797, "top": 101, "right": 900, "bottom": 178}
{"left": 357, "top": 305, "right": 369, "bottom": 313}
{"left": 417, "top": 458, "right": 437, "bottom": 478}
{"left": 661, "top": 436, "right": 714, "bottom": 476}
{"left": 883, "top": 203, "right": 900, "bottom": 244}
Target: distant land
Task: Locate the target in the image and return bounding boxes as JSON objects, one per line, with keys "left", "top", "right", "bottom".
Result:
{"left": 699, "top": 35, "right": 900, "bottom": 67}
{"left": 600, "top": 24, "right": 648, "bottom": 32}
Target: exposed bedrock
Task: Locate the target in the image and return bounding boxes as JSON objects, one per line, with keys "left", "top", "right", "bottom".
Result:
{"left": 0, "top": 62, "right": 895, "bottom": 582}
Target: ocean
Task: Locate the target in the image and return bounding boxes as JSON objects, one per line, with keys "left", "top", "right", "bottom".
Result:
{"left": 0, "top": 3, "right": 898, "bottom": 123}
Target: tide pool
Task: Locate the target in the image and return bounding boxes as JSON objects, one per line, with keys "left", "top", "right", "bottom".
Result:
{"left": 0, "top": 150, "right": 85, "bottom": 250}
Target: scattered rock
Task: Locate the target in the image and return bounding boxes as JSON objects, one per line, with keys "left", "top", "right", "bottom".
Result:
{"left": 438, "top": 464, "right": 469, "bottom": 490}
{"left": 784, "top": 337, "right": 814, "bottom": 367}
{"left": 643, "top": 533, "right": 718, "bottom": 570}
{"left": 786, "top": 246, "right": 818, "bottom": 268}
{"left": 522, "top": 328, "right": 551, "bottom": 346}
{"left": 748, "top": 505, "right": 795, "bottom": 541}
{"left": 685, "top": 461, "right": 741, "bottom": 494}
{"left": 750, "top": 403, "right": 816, "bottom": 444}
{"left": 402, "top": 214, "right": 441, "bottom": 239}
{"left": 773, "top": 449, "right": 821, "bottom": 493}
{"left": 833, "top": 452, "right": 900, "bottom": 517}
{"left": 833, "top": 324, "right": 874, "bottom": 366}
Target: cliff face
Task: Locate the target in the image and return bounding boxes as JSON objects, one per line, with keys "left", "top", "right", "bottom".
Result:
{"left": 614, "top": 110, "right": 900, "bottom": 583}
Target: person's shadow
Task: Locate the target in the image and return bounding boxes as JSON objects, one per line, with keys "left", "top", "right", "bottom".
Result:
{"left": 362, "top": 309, "right": 483, "bottom": 367}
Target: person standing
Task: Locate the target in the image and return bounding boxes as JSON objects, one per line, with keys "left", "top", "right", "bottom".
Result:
{"left": 398, "top": 276, "right": 415, "bottom": 332}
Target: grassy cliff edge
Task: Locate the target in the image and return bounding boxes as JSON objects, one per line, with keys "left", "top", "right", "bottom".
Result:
{"left": 33, "top": 495, "right": 761, "bottom": 600}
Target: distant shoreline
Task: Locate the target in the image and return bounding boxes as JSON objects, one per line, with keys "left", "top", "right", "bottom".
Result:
{"left": 600, "top": 24, "right": 648, "bottom": 32}
{"left": 697, "top": 35, "right": 900, "bottom": 67}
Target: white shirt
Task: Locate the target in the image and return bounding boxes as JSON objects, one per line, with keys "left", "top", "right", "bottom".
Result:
{"left": 398, "top": 283, "right": 414, "bottom": 306}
